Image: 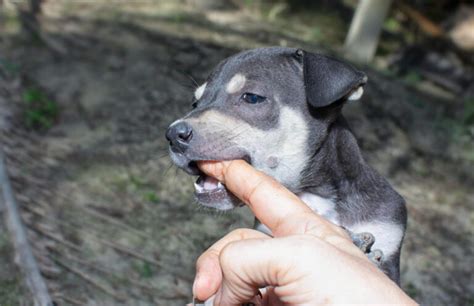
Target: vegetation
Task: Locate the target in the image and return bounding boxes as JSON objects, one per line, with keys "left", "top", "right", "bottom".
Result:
{"left": 22, "top": 88, "right": 58, "bottom": 130}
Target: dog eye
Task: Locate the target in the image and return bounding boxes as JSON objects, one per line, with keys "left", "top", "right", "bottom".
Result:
{"left": 241, "top": 93, "right": 266, "bottom": 104}
{"left": 191, "top": 100, "right": 198, "bottom": 109}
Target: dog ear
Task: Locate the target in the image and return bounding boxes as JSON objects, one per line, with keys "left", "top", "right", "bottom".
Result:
{"left": 297, "top": 49, "right": 367, "bottom": 108}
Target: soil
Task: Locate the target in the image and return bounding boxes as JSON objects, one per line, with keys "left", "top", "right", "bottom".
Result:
{"left": 0, "top": 1, "right": 473, "bottom": 305}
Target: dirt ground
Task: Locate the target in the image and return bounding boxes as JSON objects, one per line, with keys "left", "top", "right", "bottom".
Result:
{"left": 0, "top": 1, "right": 473, "bottom": 305}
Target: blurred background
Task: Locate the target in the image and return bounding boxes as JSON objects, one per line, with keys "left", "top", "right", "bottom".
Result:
{"left": 0, "top": 0, "right": 473, "bottom": 305}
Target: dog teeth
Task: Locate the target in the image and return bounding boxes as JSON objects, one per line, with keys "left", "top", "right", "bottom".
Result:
{"left": 194, "top": 175, "right": 225, "bottom": 193}
{"left": 194, "top": 181, "right": 204, "bottom": 193}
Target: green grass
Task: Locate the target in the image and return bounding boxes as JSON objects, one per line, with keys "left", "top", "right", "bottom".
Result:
{"left": 403, "top": 71, "right": 423, "bottom": 85}
{"left": 129, "top": 175, "right": 148, "bottom": 189}
{"left": 0, "top": 279, "right": 20, "bottom": 306}
{"left": 23, "top": 88, "right": 59, "bottom": 131}
{"left": 132, "top": 261, "right": 154, "bottom": 279}
{"left": 143, "top": 191, "right": 159, "bottom": 204}
{"left": 111, "top": 173, "right": 160, "bottom": 204}
{"left": 463, "top": 98, "right": 474, "bottom": 126}
{"left": 384, "top": 17, "right": 402, "bottom": 33}
{"left": 0, "top": 58, "right": 20, "bottom": 76}
{"left": 404, "top": 282, "right": 418, "bottom": 299}
{"left": 0, "top": 233, "right": 21, "bottom": 306}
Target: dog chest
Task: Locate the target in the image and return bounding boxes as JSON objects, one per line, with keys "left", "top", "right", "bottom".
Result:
{"left": 298, "top": 192, "right": 341, "bottom": 226}
{"left": 298, "top": 192, "right": 404, "bottom": 259}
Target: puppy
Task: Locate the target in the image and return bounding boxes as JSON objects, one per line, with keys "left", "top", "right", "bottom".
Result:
{"left": 166, "top": 47, "right": 407, "bottom": 284}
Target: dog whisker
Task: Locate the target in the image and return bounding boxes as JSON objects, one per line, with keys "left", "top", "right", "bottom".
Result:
{"left": 186, "top": 74, "right": 199, "bottom": 88}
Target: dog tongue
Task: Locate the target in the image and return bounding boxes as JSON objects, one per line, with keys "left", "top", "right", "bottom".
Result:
{"left": 203, "top": 176, "right": 219, "bottom": 190}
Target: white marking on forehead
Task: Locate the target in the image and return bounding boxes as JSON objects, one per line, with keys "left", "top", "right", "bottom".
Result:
{"left": 194, "top": 82, "right": 207, "bottom": 100}
{"left": 346, "top": 221, "right": 404, "bottom": 259}
{"left": 226, "top": 73, "right": 246, "bottom": 94}
{"left": 298, "top": 192, "right": 340, "bottom": 226}
{"left": 348, "top": 86, "right": 364, "bottom": 101}
{"left": 188, "top": 106, "right": 309, "bottom": 189}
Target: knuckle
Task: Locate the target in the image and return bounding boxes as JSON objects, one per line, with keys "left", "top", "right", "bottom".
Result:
{"left": 242, "top": 177, "right": 265, "bottom": 205}
{"left": 216, "top": 162, "right": 228, "bottom": 182}
{"left": 229, "top": 228, "right": 251, "bottom": 239}
{"left": 219, "top": 243, "right": 238, "bottom": 268}
{"left": 222, "top": 160, "right": 238, "bottom": 182}
{"left": 219, "top": 244, "right": 233, "bottom": 268}
{"left": 196, "top": 248, "right": 219, "bottom": 268}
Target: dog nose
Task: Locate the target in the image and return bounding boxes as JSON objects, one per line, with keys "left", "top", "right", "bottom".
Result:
{"left": 166, "top": 121, "right": 193, "bottom": 151}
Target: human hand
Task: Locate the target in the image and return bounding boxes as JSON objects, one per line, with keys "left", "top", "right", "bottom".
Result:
{"left": 192, "top": 160, "right": 417, "bottom": 305}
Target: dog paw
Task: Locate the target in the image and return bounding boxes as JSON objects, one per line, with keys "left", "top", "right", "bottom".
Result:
{"left": 349, "top": 231, "right": 375, "bottom": 253}
{"left": 345, "top": 229, "right": 384, "bottom": 267}
{"left": 368, "top": 249, "right": 384, "bottom": 266}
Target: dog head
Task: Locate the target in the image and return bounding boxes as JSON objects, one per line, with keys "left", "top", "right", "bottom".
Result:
{"left": 166, "top": 47, "right": 366, "bottom": 210}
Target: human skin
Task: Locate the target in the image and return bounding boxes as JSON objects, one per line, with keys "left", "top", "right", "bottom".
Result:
{"left": 192, "top": 160, "right": 417, "bottom": 306}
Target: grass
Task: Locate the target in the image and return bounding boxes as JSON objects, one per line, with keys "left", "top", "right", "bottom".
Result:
{"left": 403, "top": 71, "right": 423, "bottom": 85}
{"left": 132, "top": 261, "right": 154, "bottom": 279}
{"left": 23, "top": 88, "right": 59, "bottom": 131}
{"left": 0, "top": 232, "right": 21, "bottom": 306}
{"left": 0, "top": 58, "right": 20, "bottom": 76}
{"left": 110, "top": 173, "right": 160, "bottom": 204}
{"left": 404, "top": 282, "right": 418, "bottom": 300}
{"left": 0, "top": 279, "right": 21, "bottom": 306}
{"left": 430, "top": 97, "right": 474, "bottom": 161}
{"left": 463, "top": 98, "right": 474, "bottom": 126}
{"left": 384, "top": 16, "right": 402, "bottom": 33}
{"left": 143, "top": 191, "right": 159, "bottom": 204}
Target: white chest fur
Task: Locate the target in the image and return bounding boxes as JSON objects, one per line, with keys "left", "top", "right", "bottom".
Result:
{"left": 297, "top": 192, "right": 404, "bottom": 259}
{"left": 256, "top": 192, "right": 404, "bottom": 260}
{"left": 298, "top": 192, "right": 340, "bottom": 226}
{"left": 346, "top": 221, "right": 404, "bottom": 259}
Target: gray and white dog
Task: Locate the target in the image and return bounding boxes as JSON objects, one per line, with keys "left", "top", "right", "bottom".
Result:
{"left": 166, "top": 47, "right": 407, "bottom": 284}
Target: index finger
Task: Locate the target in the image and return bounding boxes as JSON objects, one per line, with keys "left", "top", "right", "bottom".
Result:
{"left": 197, "top": 160, "right": 331, "bottom": 235}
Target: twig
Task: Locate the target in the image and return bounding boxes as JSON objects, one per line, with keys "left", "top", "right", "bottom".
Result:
{"left": 53, "top": 294, "right": 85, "bottom": 306}
{"left": 30, "top": 223, "right": 83, "bottom": 253}
{"left": 0, "top": 150, "right": 53, "bottom": 306}
{"left": 52, "top": 256, "right": 126, "bottom": 302}
{"left": 62, "top": 251, "right": 158, "bottom": 292}
{"left": 25, "top": 205, "right": 162, "bottom": 267}
{"left": 82, "top": 206, "right": 150, "bottom": 240}
{"left": 44, "top": 235, "right": 185, "bottom": 302}
{"left": 396, "top": 1, "right": 445, "bottom": 37}
{"left": 96, "top": 237, "right": 162, "bottom": 268}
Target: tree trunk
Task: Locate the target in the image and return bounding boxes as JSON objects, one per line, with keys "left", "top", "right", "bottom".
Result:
{"left": 344, "top": 0, "right": 393, "bottom": 63}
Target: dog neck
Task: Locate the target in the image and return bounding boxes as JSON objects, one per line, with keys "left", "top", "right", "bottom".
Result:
{"left": 300, "top": 114, "right": 369, "bottom": 200}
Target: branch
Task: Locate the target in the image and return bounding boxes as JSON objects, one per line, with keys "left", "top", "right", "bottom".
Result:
{"left": 0, "top": 150, "right": 53, "bottom": 306}
{"left": 52, "top": 256, "right": 126, "bottom": 302}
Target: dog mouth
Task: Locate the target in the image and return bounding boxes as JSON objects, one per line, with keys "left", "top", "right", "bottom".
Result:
{"left": 194, "top": 174, "right": 225, "bottom": 194}
{"left": 187, "top": 161, "right": 226, "bottom": 196}
{"left": 185, "top": 158, "right": 249, "bottom": 210}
